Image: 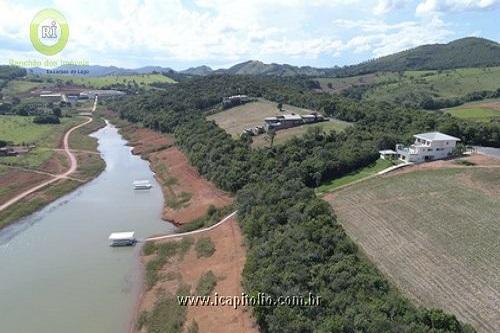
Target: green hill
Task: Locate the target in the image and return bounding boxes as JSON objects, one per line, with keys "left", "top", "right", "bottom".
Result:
{"left": 336, "top": 37, "right": 500, "bottom": 76}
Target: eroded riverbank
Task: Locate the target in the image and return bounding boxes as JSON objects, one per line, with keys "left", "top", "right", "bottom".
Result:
{"left": 0, "top": 121, "right": 174, "bottom": 333}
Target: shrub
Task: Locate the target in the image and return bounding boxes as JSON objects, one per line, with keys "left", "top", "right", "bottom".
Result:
{"left": 135, "top": 310, "right": 148, "bottom": 330}
{"left": 145, "top": 257, "right": 163, "bottom": 290}
{"left": 142, "top": 241, "right": 157, "bottom": 256}
{"left": 178, "top": 237, "right": 194, "bottom": 258}
{"left": 195, "top": 237, "right": 215, "bottom": 258}
{"left": 33, "top": 115, "right": 60, "bottom": 124}
{"left": 187, "top": 320, "right": 199, "bottom": 333}
{"left": 195, "top": 271, "right": 217, "bottom": 296}
{"left": 157, "top": 241, "right": 179, "bottom": 260}
{"left": 146, "top": 294, "right": 186, "bottom": 333}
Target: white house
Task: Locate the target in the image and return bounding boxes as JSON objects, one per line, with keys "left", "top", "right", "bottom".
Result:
{"left": 390, "top": 132, "right": 461, "bottom": 163}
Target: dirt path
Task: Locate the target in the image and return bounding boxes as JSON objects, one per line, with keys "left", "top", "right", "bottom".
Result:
{"left": 0, "top": 116, "right": 93, "bottom": 212}
{"left": 145, "top": 211, "right": 237, "bottom": 241}
{"left": 0, "top": 164, "right": 85, "bottom": 182}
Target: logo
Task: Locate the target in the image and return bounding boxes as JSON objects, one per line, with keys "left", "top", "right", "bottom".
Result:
{"left": 30, "top": 8, "right": 69, "bottom": 56}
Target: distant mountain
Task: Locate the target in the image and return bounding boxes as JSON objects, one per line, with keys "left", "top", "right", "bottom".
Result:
{"left": 23, "top": 37, "right": 500, "bottom": 79}
{"left": 336, "top": 37, "right": 500, "bottom": 76}
{"left": 28, "top": 65, "right": 174, "bottom": 76}
{"left": 180, "top": 65, "right": 213, "bottom": 76}
{"left": 214, "top": 60, "right": 328, "bottom": 76}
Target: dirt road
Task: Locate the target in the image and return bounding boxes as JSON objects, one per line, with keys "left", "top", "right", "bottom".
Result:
{"left": 0, "top": 116, "right": 93, "bottom": 212}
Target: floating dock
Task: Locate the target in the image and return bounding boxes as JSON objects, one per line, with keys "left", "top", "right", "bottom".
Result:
{"left": 108, "top": 232, "right": 136, "bottom": 247}
{"left": 133, "top": 180, "right": 152, "bottom": 190}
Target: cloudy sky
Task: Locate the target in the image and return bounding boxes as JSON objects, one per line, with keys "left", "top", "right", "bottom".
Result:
{"left": 0, "top": 0, "right": 498, "bottom": 70}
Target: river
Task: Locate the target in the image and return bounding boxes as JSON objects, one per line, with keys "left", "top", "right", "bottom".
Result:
{"left": 0, "top": 121, "right": 174, "bottom": 332}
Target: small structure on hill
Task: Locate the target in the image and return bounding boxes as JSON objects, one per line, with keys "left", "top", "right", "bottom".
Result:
{"left": 383, "top": 132, "right": 461, "bottom": 163}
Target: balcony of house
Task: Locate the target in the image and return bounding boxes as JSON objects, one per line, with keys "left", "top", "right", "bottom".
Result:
{"left": 395, "top": 144, "right": 419, "bottom": 162}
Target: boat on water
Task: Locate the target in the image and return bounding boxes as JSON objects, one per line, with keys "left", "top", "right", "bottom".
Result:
{"left": 108, "top": 232, "right": 137, "bottom": 247}
{"left": 133, "top": 180, "right": 152, "bottom": 190}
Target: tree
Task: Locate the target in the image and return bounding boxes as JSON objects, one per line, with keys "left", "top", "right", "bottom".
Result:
{"left": 452, "top": 143, "right": 466, "bottom": 157}
{"left": 265, "top": 128, "right": 276, "bottom": 147}
{"left": 52, "top": 107, "right": 62, "bottom": 118}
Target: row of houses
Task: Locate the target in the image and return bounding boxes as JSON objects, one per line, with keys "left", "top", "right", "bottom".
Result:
{"left": 264, "top": 113, "right": 326, "bottom": 131}
{"left": 379, "top": 132, "right": 461, "bottom": 163}
{"left": 243, "top": 112, "right": 327, "bottom": 136}
{"left": 40, "top": 89, "right": 125, "bottom": 105}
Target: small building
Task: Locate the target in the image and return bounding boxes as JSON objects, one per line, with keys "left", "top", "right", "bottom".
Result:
{"left": 108, "top": 232, "right": 136, "bottom": 247}
{"left": 0, "top": 146, "right": 31, "bottom": 157}
{"left": 80, "top": 90, "right": 125, "bottom": 100}
{"left": 379, "top": 149, "right": 397, "bottom": 160}
{"left": 222, "top": 95, "right": 251, "bottom": 108}
{"left": 40, "top": 93, "right": 63, "bottom": 102}
{"left": 264, "top": 114, "right": 303, "bottom": 131}
{"left": 242, "top": 126, "right": 265, "bottom": 136}
{"left": 395, "top": 132, "right": 460, "bottom": 163}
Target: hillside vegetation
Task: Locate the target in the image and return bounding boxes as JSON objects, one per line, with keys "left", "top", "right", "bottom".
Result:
{"left": 335, "top": 37, "right": 500, "bottom": 76}
{"left": 110, "top": 74, "right": 478, "bottom": 332}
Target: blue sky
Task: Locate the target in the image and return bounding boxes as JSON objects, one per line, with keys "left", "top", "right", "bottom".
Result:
{"left": 0, "top": 0, "right": 499, "bottom": 70}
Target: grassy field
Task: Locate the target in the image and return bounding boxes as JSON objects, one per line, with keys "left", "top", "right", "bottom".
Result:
{"left": 444, "top": 99, "right": 500, "bottom": 121}
{"left": 0, "top": 115, "right": 74, "bottom": 145}
{"left": 326, "top": 167, "right": 500, "bottom": 332}
{"left": 51, "top": 74, "right": 175, "bottom": 88}
{"left": 0, "top": 115, "right": 80, "bottom": 168}
{"left": 208, "top": 99, "right": 351, "bottom": 146}
{"left": 1, "top": 79, "right": 48, "bottom": 96}
{"left": 315, "top": 158, "right": 394, "bottom": 195}
{"left": 315, "top": 73, "right": 377, "bottom": 93}
{"left": 320, "top": 66, "right": 500, "bottom": 106}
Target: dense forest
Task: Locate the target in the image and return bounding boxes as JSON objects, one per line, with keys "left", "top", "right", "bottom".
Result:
{"left": 109, "top": 74, "right": 477, "bottom": 332}
{"left": 0, "top": 65, "right": 27, "bottom": 91}
{"left": 0, "top": 65, "right": 26, "bottom": 80}
{"left": 114, "top": 74, "right": 500, "bottom": 147}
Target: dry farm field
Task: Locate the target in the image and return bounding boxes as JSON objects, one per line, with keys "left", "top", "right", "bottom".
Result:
{"left": 325, "top": 166, "right": 500, "bottom": 333}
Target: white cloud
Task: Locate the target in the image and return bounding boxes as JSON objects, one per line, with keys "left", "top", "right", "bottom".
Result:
{"left": 416, "top": 0, "right": 499, "bottom": 15}
{"left": 0, "top": 0, "right": 358, "bottom": 66}
{"left": 373, "top": 0, "right": 409, "bottom": 15}
{"left": 0, "top": 0, "right": 496, "bottom": 68}
{"left": 335, "top": 16, "right": 452, "bottom": 57}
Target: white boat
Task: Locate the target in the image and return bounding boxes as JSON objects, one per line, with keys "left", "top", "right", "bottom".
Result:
{"left": 133, "top": 180, "right": 152, "bottom": 190}
{"left": 109, "top": 232, "right": 136, "bottom": 247}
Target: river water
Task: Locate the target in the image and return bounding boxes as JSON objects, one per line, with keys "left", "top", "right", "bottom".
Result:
{"left": 0, "top": 121, "right": 174, "bottom": 332}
